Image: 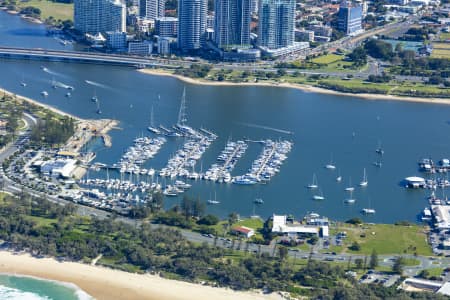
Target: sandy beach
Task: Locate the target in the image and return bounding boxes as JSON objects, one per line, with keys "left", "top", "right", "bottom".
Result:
{"left": 0, "top": 87, "right": 81, "bottom": 120}
{"left": 139, "top": 68, "right": 450, "bottom": 105}
{"left": 0, "top": 251, "right": 283, "bottom": 300}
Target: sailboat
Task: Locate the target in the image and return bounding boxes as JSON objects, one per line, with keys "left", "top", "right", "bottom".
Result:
{"left": 207, "top": 192, "right": 220, "bottom": 204}
{"left": 96, "top": 99, "right": 102, "bottom": 114}
{"left": 312, "top": 189, "right": 325, "bottom": 200}
{"left": 336, "top": 169, "right": 342, "bottom": 182}
{"left": 325, "top": 154, "right": 336, "bottom": 170}
{"left": 20, "top": 75, "right": 27, "bottom": 87}
{"left": 375, "top": 140, "right": 384, "bottom": 155}
{"left": 345, "top": 177, "right": 354, "bottom": 192}
{"left": 147, "top": 104, "right": 161, "bottom": 134}
{"left": 359, "top": 168, "right": 368, "bottom": 187}
{"left": 362, "top": 198, "right": 376, "bottom": 214}
{"left": 91, "top": 89, "right": 98, "bottom": 102}
{"left": 344, "top": 189, "right": 356, "bottom": 204}
{"left": 307, "top": 173, "right": 318, "bottom": 189}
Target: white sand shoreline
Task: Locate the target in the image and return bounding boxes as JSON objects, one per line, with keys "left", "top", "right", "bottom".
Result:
{"left": 0, "top": 251, "right": 283, "bottom": 300}
{"left": 139, "top": 68, "right": 450, "bottom": 105}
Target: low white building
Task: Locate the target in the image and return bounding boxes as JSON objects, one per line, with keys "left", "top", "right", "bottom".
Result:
{"left": 40, "top": 159, "right": 77, "bottom": 178}
{"left": 272, "top": 214, "right": 321, "bottom": 236}
{"left": 232, "top": 226, "right": 255, "bottom": 238}
{"left": 431, "top": 205, "right": 450, "bottom": 229}
{"left": 128, "top": 40, "right": 153, "bottom": 56}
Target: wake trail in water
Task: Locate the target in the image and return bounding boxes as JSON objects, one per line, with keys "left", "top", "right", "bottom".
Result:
{"left": 41, "top": 67, "right": 67, "bottom": 78}
{"left": 236, "top": 122, "right": 293, "bottom": 135}
{"left": 85, "top": 80, "right": 113, "bottom": 90}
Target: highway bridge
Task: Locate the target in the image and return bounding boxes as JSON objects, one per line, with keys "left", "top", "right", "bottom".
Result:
{"left": 0, "top": 46, "right": 188, "bottom": 68}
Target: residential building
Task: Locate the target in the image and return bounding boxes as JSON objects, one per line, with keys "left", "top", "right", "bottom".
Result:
{"left": 135, "top": 17, "right": 155, "bottom": 33}
{"left": 128, "top": 40, "right": 153, "bottom": 55}
{"left": 139, "top": 0, "right": 165, "bottom": 19}
{"left": 156, "top": 36, "right": 177, "bottom": 55}
{"left": 250, "top": 0, "right": 258, "bottom": 15}
{"left": 74, "top": 0, "right": 126, "bottom": 35}
{"left": 178, "top": 0, "right": 208, "bottom": 51}
{"left": 295, "top": 29, "right": 314, "bottom": 42}
{"left": 105, "top": 31, "right": 127, "bottom": 50}
{"left": 214, "top": 0, "right": 251, "bottom": 50}
{"left": 156, "top": 17, "right": 178, "bottom": 37}
{"left": 207, "top": 14, "right": 215, "bottom": 29}
{"left": 308, "top": 24, "right": 333, "bottom": 37}
{"left": 257, "top": 0, "right": 296, "bottom": 49}
{"left": 337, "top": 1, "right": 363, "bottom": 35}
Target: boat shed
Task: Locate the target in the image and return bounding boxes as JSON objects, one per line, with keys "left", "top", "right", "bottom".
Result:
{"left": 431, "top": 205, "right": 450, "bottom": 230}
{"left": 405, "top": 176, "right": 426, "bottom": 188}
{"left": 232, "top": 226, "right": 255, "bottom": 238}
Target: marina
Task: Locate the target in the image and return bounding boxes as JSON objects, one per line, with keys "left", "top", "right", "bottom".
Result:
{"left": 3, "top": 9, "right": 450, "bottom": 222}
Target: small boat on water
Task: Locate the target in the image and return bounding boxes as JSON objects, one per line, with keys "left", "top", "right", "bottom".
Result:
{"left": 345, "top": 177, "right": 354, "bottom": 192}
{"left": 312, "top": 189, "right": 325, "bottom": 201}
{"left": 344, "top": 190, "right": 356, "bottom": 204}
{"left": 91, "top": 89, "right": 98, "bottom": 102}
{"left": 373, "top": 161, "right": 382, "bottom": 168}
{"left": 361, "top": 208, "right": 376, "bottom": 214}
{"left": 307, "top": 173, "right": 318, "bottom": 189}
{"left": 361, "top": 198, "right": 375, "bottom": 214}
{"left": 325, "top": 154, "right": 336, "bottom": 170}
{"left": 336, "top": 169, "right": 342, "bottom": 182}
{"left": 207, "top": 192, "right": 220, "bottom": 204}
{"left": 254, "top": 198, "right": 264, "bottom": 204}
{"left": 375, "top": 140, "right": 384, "bottom": 155}
{"left": 359, "top": 168, "right": 368, "bottom": 187}
{"left": 147, "top": 104, "right": 161, "bottom": 134}
{"left": 40, "top": 91, "right": 48, "bottom": 97}
{"left": 65, "top": 92, "right": 71, "bottom": 97}
{"left": 96, "top": 100, "right": 102, "bottom": 114}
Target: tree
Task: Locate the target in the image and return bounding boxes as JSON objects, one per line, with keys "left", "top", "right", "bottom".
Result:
{"left": 369, "top": 249, "right": 379, "bottom": 269}
{"left": 364, "top": 39, "right": 394, "bottom": 60}
{"left": 228, "top": 212, "right": 238, "bottom": 226}
{"left": 392, "top": 256, "right": 405, "bottom": 275}
{"left": 348, "top": 46, "right": 367, "bottom": 67}
{"left": 349, "top": 241, "right": 361, "bottom": 251}
{"left": 354, "top": 258, "right": 364, "bottom": 269}
{"left": 278, "top": 247, "right": 288, "bottom": 261}
{"left": 198, "top": 214, "right": 219, "bottom": 226}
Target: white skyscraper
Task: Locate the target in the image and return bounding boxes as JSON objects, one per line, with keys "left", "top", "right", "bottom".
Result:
{"left": 214, "top": 0, "right": 251, "bottom": 49}
{"left": 257, "top": 0, "right": 295, "bottom": 49}
{"left": 178, "top": 0, "right": 207, "bottom": 51}
{"left": 74, "top": 0, "right": 126, "bottom": 35}
{"left": 139, "top": 0, "right": 165, "bottom": 20}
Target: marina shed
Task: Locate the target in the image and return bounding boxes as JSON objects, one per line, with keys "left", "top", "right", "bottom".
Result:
{"left": 232, "top": 226, "right": 255, "bottom": 238}
{"left": 405, "top": 176, "right": 426, "bottom": 188}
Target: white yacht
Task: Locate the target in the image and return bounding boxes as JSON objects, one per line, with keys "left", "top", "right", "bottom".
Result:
{"left": 359, "top": 168, "right": 368, "bottom": 187}
{"left": 362, "top": 208, "right": 376, "bottom": 214}
{"left": 344, "top": 190, "right": 356, "bottom": 204}
{"left": 312, "top": 189, "right": 325, "bottom": 200}
{"left": 40, "top": 91, "right": 48, "bottom": 97}
{"left": 307, "top": 173, "right": 318, "bottom": 189}
{"left": 345, "top": 177, "right": 354, "bottom": 192}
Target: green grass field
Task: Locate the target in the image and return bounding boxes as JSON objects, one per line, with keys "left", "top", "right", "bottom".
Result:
{"left": 339, "top": 224, "right": 432, "bottom": 255}
{"left": 440, "top": 32, "right": 450, "bottom": 41}
{"left": 312, "top": 54, "right": 344, "bottom": 65}
{"left": 17, "top": 0, "right": 73, "bottom": 21}
{"left": 431, "top": 48, "right": 450, "bottom": 59}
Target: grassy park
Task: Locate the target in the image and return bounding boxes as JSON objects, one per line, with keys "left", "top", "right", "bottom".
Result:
{"left": 17, "top": 0, "right": 73, "bottom": 21}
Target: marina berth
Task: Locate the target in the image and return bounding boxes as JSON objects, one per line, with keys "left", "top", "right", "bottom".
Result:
{"left": 204, "top": 140, "right": 248, "bottom": 183}
{"left": 232, "top": 139, "right": 292, "bottom": 185}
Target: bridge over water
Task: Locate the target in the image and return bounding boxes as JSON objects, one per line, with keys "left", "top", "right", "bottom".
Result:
{"left": 0, "top": 46, "right": 187, "bottom": 68}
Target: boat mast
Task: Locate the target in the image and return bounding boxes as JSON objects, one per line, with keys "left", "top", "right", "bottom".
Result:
{"left": 177, "top": 87, "right": 187, "bottom": 126}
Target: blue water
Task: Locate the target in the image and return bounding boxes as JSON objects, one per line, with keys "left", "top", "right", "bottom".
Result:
{"left": 0, "top": 274, "right": 91, "bottom": 300}
{"left": 0, "top": 10, "right": 449, "bottom": 224}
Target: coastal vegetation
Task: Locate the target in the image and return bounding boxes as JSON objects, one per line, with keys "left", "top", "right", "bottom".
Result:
{"left": 0, "top": 94, "right": 24, "bottom": 147}
{"left": 30, "top": 112, "right": 75, "bottom": 146}
{"left": 0, "top": 192, "right": 445, "bottom": 299}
